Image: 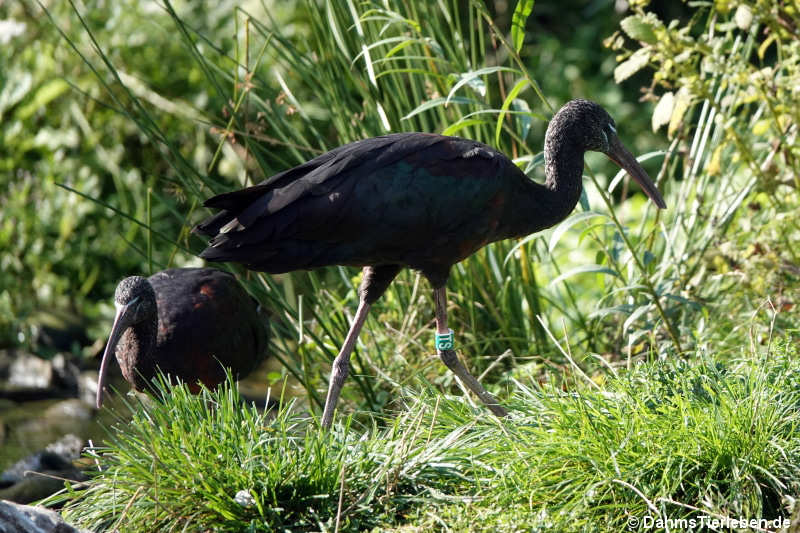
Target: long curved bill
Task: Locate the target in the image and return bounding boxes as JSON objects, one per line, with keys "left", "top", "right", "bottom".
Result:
{"left": 96, "top": 300, "right": 137, "bottom": 408}
{"left": 606, "top": 135, "right": 667, "bottom": 209}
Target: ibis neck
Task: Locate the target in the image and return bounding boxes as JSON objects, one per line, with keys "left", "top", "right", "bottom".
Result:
{"left": 506, "top": 143, "right": 585, "bottom": 238}
{"left": 118, "top": 316, "right": 158, "bottom": 390}
{"left": 541, "top": 107, "right": 590, "bottom": 226}
{"left": 545, "top": 140, "right": 584, "bottom": 201}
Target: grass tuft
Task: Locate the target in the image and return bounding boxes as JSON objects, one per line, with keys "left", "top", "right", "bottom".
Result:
{"left": 50, "top": 338, "right": 800, "bottom": 531}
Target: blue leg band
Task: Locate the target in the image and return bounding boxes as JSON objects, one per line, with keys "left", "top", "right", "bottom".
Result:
{"left": 435, "top": 329, "right": 455, "bottom": 351}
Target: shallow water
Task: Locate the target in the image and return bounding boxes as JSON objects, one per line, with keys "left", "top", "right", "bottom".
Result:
{"left": 0, "top": 373, "right": 130, "bottom": 473}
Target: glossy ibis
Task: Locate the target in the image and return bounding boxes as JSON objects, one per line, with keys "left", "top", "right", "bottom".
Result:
{"left": 96, "top": 268, "right": 269, "bottom": 408}
{"left": 194, "top": 99, "right": 666, "bottom": 427}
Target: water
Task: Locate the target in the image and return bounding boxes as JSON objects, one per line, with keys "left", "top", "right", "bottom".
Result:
{"left": 0, "top": 374, "right": 131, "bottom": 473}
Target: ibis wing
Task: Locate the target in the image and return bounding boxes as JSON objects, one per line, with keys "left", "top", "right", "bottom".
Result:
{"left": 196, "top": 133, "right": 520, "bottom": 272}
{"left": 194, "top": 134, "right": 435, "bottom": 234}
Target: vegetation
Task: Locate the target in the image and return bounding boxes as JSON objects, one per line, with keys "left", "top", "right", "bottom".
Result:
{"left": 51, "top": 338, "right": 800, "bottom": 531}
{"left": 0, "top": 0, "right": 246, "bottom": 350}
{"left": 3, "top": 0, "right": 799, "bottom": 530}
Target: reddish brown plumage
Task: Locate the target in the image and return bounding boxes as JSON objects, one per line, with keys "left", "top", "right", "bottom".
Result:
{"left": 96, "top": 268, "right": 269, "bottom": 407}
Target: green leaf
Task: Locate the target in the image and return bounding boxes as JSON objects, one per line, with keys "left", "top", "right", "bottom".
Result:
{"left": 589, "top": 305, "right": 632, "bottom": 319}
{"left": 668, "top": 87, "right": 692, "bottom": 139}
{"left": 325, "top": 0, "right": 349, "bottom": 57}
{"left": 757, "top": 34, "right": 776, "bottom": 60}
{"left": 495, "top": 78, "right": 530, "bottom": 145}
{"left": 620, "top": 15, "right": 658, "bottom": 44}
{"left": 752, "top": 119, "right": 771, "bottom": 136}
{"left": 548, "top": 264, "right": 621, "bottom": 288}
{"left": 521, "top": 152, "right": 544, "bottom": 173}
{"left": 401, "top": 96, "right": 482, "bottom": 121}
{"left": 623, "top": 303, "right": 652, "bottom": 332}
{"left": 548, "top": 211, "right": 609, "bottom": 253}
{"left": 16, "top": 79, "right": 70, "bottom": 121}
{"left": 511, "top": 0, "right": 535, "bottom": 52}
{"left": 511, "top": 98, "right": 533, "bottom": 140}
{"left": 442, "top": 118, "right": 490, "bottom": 136}
{"left": 0, "top": 72, "right": 33, "bottom": 117}
{"left": 383, "top": 38, "right": 422, "bottom": 58}
{"left": 346, "top": 0, "right": 377, "bottom": 88}
{"left": 579, "top": 188, "right": 590, "bottom": 211}
{"left": 446, "top": 66, "right": 519, "bottom": 104}
{"left": 614, "top": 48, "right": 650, "bottom": 83}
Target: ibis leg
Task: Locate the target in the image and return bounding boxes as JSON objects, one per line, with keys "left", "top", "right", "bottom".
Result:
{"left": 320, "top": 300, "right": 370, "bottom": 428}
{"left": 434, "top": 286, "right": 508, "bottom": 418}
{"left": 320, "top": 265, "right": 402, "bottom": 428}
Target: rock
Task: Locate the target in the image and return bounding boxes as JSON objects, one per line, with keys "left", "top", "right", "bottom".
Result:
{"left": 0, "top": 351, "right": 11, "bottom": 380}
{"left": 43, "top": 401, "right": 92, "bottom": 423}
{"left": 76, "top": 372, "right": 99, "bottom": 407}
{"left": 0, "top": 499, "right": 89, "bottom": 533}
{"left": 0, "top": 435, "right": 86, "bottom": 505}
{"left": 43, "top": 435, "right": 83, "bottom": 462}
{"left": 0, "top": 352, "right": 81, "bottom": 402}
{"left": 6, "top": 402, "right": 96, "bottom": 471}
{"left": 50, "top": 355, "right": 79, "bottom": 396}
{"left": 8, "top": 355, "right": 52, "bottom": 389}
{"left": 31, "top": 308, "right": 89, "bottom": 354}
{"left": 0, "top": 477, "right": 78, "bottom": 508}
{"left": 1, "top": 435, "right": 83, "bottom": 485}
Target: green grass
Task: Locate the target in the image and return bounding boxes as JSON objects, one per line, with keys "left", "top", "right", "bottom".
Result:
{"left": 48, "top": 337, "right": 800, "bottom": 531}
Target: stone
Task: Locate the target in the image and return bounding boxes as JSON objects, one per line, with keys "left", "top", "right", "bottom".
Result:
{"left": 0, "top": 499, "right": 89, "bottom": 533}
{"left": 0, "top": 435, "right": 86, "bottom": 505}
{"left": 77, "top": 372, "right": 99, "bottom": 407}
{"left": 50, "top": 355, "right": 79, "bottom": 396}
{"left": 0, "top": 352, "right": 82, "bottom": 402}
{"left": 43, "top": 401, "right": 92, "bottom": 423}
{"left": 8, "top": 356, "right": 52, "bottom": 389}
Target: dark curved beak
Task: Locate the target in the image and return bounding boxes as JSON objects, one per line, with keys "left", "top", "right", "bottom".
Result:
{"left": 606, "top": 135, "right": 666, "bottom": 209}
{"left": 96, "top": 300, "right": 137, "bottom": 408}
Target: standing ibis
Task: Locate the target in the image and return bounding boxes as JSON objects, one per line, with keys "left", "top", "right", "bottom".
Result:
{"left": 194, "top": 99, "right": 666, "bottom": 427}
{"left": 96, "top": 268, "right": 269, "bottom": 408}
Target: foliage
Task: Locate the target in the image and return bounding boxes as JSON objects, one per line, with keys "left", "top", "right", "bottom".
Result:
{"left": 49, "top": 337, "right": 800, "bottom": 531}
{"left": 419, "top": 337, "right": 800, "bottom": 531}
{"left": 48, "top": 373, "right": 497, "bottom": 531}
{"left": 14, "top": 0, "right": 798, "bottom": 429}
{"left": 610, "top": 0, "right": 800, "bottom": 183}
{"left": 605, "top": 0, "right": 800, "bottom": 356}
{"left": 0, "top": 0, "right": 267, "bottom": 351}
{"left": 153, "top": 0, "right": 689, "bottom": 419}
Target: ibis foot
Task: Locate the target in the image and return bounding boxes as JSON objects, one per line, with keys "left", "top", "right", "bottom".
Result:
{"left": 438, "top": 348, "right": 508, "bottom": 418}
{"left": 320, "top": 265, "right": 401, "bottom": 428}
{"left": 434, "top": 286, "right": 508, "bottom": 419}
{"left": 320, "top": 300, "right": 370, "bottom": 429}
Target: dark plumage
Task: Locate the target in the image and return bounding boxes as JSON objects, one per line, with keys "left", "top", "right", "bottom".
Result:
{"left": 96, "top": 268, "right": 269, "bottom": 408}
{"left": 194, "top": 99, "right": 666, "bottom": 426}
